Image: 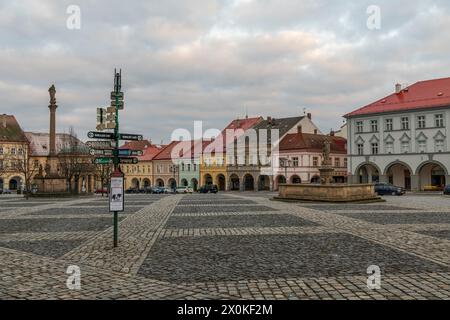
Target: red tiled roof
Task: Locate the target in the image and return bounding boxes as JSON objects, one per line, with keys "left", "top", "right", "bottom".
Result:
{"left": 345, "top": 77, "right": 450, "bottom": 118}
{"left": 205, "top": 117, "right": 263, "bottom": 153}
{"left": 279, "top": 132, "right": 347, "bottom": 154}
{"left": 120, "top": 139, "right": 166, "bottom": 161}
{"left": 152, "top": 141, "right": 181, "bottom": 160}
{"left": 0, "top": 115, "right": 28, "bottom": 142}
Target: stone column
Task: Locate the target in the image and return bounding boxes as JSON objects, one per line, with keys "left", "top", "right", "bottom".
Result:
{"left": 411, "top": 174, "right": 420, "bottom": 191}
{"left": 48, "top": 85, "right": 58, "bottom": 157}
{"left": 254, "top": 176, "right": 259, "bottom": 191}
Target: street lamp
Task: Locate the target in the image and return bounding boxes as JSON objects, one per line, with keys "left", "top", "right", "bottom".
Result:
{"left": 280, "top": 157, "right": 290, "bottom": 184}
{"left": 170, "top": 164, "right": 178, "bottom": 192}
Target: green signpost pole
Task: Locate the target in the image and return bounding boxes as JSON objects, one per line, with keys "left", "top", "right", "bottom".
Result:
{"left": 113, "top": 69, "right": 121, "bottom": 248}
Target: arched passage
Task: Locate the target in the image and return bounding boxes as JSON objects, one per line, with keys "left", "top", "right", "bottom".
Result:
{"left": 216, "top": 174, "right": 226, "bottom": 191}
{"left": 230, "top": 174, "right": 240, "bottom": 191}
{"left": 8, "top": 177, "right": 21, "bottom": 191}
{"left": 291, "top": 175, "right": 301, "bottom": 184}
{"left": 310, "top": 175, "right": 320, "bottom": 184}
{"left": 181, "top": 178, "right": 188, "bottom": 187}
{"left": 258, "top": 175, "right": 271, "bottom": 191}
{"left": 204, "top": 174, "right": 213, "bottom": 186}
{"left": 274, "top": 175, "right": 286, "bottom": 191}
{"left": 355, "top": 163, "right": 381, "bottom": 184}
{"left": 168, "top": 178, "right": 177, "bottom": 190}
{"left": 156, "top": 178, "right": 165, "bottom": 187}
{"left": 131, "top": 178, "right": 140, "bottom": 189}
{"left": 385, "top": 162, "right": 412, "bottom": 190}
{"left": 0, "top": 178, "right": 3, "bottom": 190}
{"left": 143, "top": 179, "right": 151, "bottom": 188}
{"left": 243, "top": 174, "right": 255, "bottom": 191}
{"left": 191, "top": 178, "right": 198, "bottom": 191}
{"left": 417, "top": 161, "right": 448, "bottom": 190}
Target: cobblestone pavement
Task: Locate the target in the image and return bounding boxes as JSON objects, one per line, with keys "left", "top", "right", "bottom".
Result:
{"left": 0, "top": 193, "right": 449, "bottom": 300}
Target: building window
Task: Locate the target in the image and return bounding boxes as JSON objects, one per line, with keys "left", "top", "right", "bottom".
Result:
{"left": 193, "top": 163, "right": 197, "bottom": 171}
{"left": 312, "top": 157, "right": 319, "bottom": 167}
{"left": 356, "top": 121, "right": 363, "bottom": 133}
{"left": 18, "top": 148, "right": 23, "bottom": 155}
{"left": 385, "top": 119, "right": 393, "bottom": 131}
{"left": 292, "top": 157, "right": 299, "bottom": 167}
{"left": 0, "top": 160, "right": 3, "bottom": 170}
{"left": 418, "top": 141, "right": 427, "bottom": 153}
{"left": 357, "top": 143, "right": 364, "bottom": 155}
{"left": 435, "top": 114, "right": 444, "bottom": 128}
{"left": 181, "top": 163, "right": 185, "bottom": 171}
{"left": 401, "top": 141, "right": 410, "bottom": 153}
{"left": 370, "top": 120, "right": 378, "bottom": 132}
{"left": 0, "top": 147, "right": 3, "bottom": 155}
{"left": 343, "top": 158, "right": 348, "bottom": 168}
{"left": 435, "top": 140, "right": 445, "bottom": 152}
{"left": 10, "top": 148, "right": 16, "bottom": 155}
{"left": 34, "top": 160, "right": 39, "bottom": 169}
{"left": 417, "top": 116, "right": 426, "bottom": 129}
{"left": 187, "top": 164, "right": 191, "bottom": 171}
{"left": 334, "top": 158, "right": 340, "bottom": 168}
{"left": 371, "top": 143, "right": 379, "bottom": 155}
{"left": 401, "top": 117, "right": 409, "bottom": 130}
{"left": 385, "top": 142, "right": 394, "bottom": 154}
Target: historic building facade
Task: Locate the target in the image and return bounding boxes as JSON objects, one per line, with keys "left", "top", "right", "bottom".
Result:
{"left": 227, "top": 114, "right": 321, "bottom": 191}
{"left": 200, "top": 117, "right": 263, "bottom": 191}
{"left": 152, "top": 141, "right": 181, "bottom": 189}
{"left": 119, "top": 140, "right": 164, "bottom": 190}
{"left": 0, "top": 115, "right": 30, "bottom": 192}
{"left": 345, "top": 78, "right": 450, "bottom": 191}
{"left": 272, "top": 130, "right": 347, "bottom": 190}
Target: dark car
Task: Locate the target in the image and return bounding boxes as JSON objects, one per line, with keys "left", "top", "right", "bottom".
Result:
{"left": 151, "top": 187, "right": 167, "bottom": 194}
{"left": 374, "top": 183, "right": 405, "bottom": 196}
{"left": 199, "top": 184, "right": 218, "bottom": 194}
{"left": 125, "top": 187, "right": 139, "bottom": 194}
{"left": 444, "top": 185, "right": 450, "bottom": 195}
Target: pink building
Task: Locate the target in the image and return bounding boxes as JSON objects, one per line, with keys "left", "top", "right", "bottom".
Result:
{"left": 273, "top": 130, "right": 348, "bottom": 190}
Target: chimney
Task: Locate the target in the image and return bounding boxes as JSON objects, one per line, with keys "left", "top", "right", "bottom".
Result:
{"left": 395, "top": 83, "right": 402, "bottom": 94}
{"left": 2, "top": 116, "right": 6, "bottom": 129}
{"left": 307, "top": 113, "right": 312, "bottom": 120}
{"left": 330, "top": 130, "right": 335, "bottom": 136}
{"left": 297, "top": 125, "right": 302, "bottom": 133}
{"left": 314, "top": 129, "right": 318, "bottom": 135}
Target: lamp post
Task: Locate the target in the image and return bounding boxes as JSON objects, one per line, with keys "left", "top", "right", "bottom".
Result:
{"left": 170, "top": 164, "right": 178, "bottom": 192}
{"left": 280, "top": 157, "right": 290, "bottom": 184}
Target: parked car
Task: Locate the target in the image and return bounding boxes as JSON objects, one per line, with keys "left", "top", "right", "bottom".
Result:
{"left": 374, "top": 183, "right": 405, "bottom": 196}
{"left": 176, "top": 187, "right": 188, "bottom": 194}
{"left": 151, "top": 187, "right": 168, "bottom": 194}
{"left": 444, "top": 185, "right": 450, "bottom": 195}
{"left": 199, "top": 184, "right": 218, "bottom": 194}
{"left": 95, "top": 188, "right": 109, "bottom": 194}
{"left": 185, "top": 187, "right": 194, "bottom": 194}
{"left": 125, "top": 187, "right": 139, "bottom": 194}
{"left": 0, "top": 189, "right": 12, "bottom": 195}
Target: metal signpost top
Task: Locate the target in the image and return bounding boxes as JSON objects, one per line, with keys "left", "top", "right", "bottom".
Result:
{"left": 88, "top": 69, "right": 142, "bottom": 248}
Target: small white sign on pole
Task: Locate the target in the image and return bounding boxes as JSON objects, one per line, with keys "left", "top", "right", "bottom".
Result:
{"left": 109, "top": 176, "right": 124, "bottom": 212}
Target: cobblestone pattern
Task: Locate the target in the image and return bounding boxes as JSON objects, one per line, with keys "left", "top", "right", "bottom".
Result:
{"left": 62, "top": 195, "right": 183, "bottom": 274}
{"left": 161, "top": 226, "right": 337, "bottom": 238}
{"left": 242, "top": 195, "right": 450, "bottom": 266}
{"left": 0, "top": 247, "right": 228, "bottom": 300}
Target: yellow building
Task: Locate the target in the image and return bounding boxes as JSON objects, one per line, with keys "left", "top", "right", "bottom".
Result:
{"left": 119, "top": 140, "right": 165, "bottom": 190}
{"left": 0, "top": 115, "right": 30, "bottom": 192}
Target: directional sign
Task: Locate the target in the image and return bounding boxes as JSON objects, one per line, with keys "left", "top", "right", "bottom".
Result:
{"left": 110, "top": 100, "right": 124, "bottom": 109}
{"left": 111, "top": 91, "right": 124, "bottom": 100}
{"left": 88, "top": 131, "right": 115, "bottom": 140}
{"left": 94, "top": 157, "right": 113, "bottom": 165}
{"left": 118, "top": 157, "right": 139, "bottom": 165}
{"left": 86, "top": 140, "right": 113, "bottom": 149}
{"left": 90, "top": 149, "right": 113, "bottom": 156}
{"left": 119, "top": 133, "right": 143, "bottom": 141}
{"left": 115, "top": 149, "right": 143, "bottom": 157}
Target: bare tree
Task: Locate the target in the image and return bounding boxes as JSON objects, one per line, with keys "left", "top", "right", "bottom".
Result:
{"left": 96, "top": 163, "right": 113, "bottom": 197}
{"left": 58, "top": 127, "right": 93, "bottom": 194}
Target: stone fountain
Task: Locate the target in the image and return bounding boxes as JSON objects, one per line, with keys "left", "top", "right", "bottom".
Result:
{"left": 274, "top": 138, "right": 383, "bottom": 203}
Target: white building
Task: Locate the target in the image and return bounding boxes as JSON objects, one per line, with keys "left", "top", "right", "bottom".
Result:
{"left": 345, "top": 78, "right": 450, "bottom": 191}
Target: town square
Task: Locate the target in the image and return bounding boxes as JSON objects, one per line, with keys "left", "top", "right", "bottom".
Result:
{"left": 0, "top": 0, "right": 450, "bottom": 306}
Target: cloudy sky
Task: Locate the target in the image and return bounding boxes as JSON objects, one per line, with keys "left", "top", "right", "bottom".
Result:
{"left": 1, "top": 0, "right": 450, "bottom": 143}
